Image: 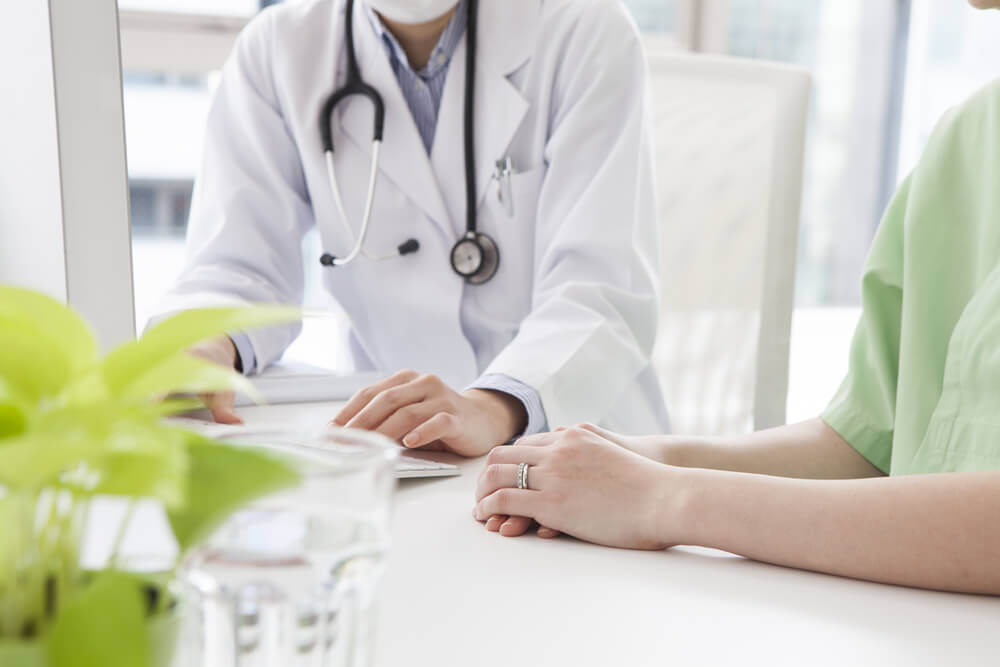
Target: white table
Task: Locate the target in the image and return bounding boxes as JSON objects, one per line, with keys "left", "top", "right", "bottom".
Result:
{"left": 224, "top": 401, "right": 1000, "bottom": 667}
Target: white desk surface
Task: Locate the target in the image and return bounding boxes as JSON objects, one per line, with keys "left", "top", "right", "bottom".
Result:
{"left": 225, "top": 401, "right": 1000, "bottom": 667}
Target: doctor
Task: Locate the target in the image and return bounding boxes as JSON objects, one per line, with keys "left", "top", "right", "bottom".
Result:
{"left": 166, "top": 0, "right": 669, "bottom": 456}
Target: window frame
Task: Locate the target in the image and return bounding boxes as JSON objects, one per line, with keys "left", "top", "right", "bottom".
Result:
{"left": 1, "top": 0, "right": 135, "bottom": 349}
{"left": 118, "top": 9, "right": 248, "bottom": 74}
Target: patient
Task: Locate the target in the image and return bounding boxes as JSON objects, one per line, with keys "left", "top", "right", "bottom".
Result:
{"left": 474, "top": 0, "right": 1000, "bottom": 595}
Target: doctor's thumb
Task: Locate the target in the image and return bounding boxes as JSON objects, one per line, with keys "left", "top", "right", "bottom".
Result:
{"left": 206, "top": 392, "right": 243, "bottom": 425}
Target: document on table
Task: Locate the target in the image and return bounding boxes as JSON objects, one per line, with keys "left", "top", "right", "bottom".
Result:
{"left": 234, "top": 361, "right": 385, "bottom": 406}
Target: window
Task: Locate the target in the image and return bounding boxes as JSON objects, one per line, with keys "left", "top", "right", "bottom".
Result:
{"left": 121, "top": 2, "right": 258, "bottom": 332}
{"left": 623, "top": 0, "right": 1000, "bottom": 420}
{"left": 897, "top": 0, "right": 1000, "bottom": 178}
{"left": 123, "top": 71, "right": 212, "bottom": 330}
{"left": 627, "top": 0, "right": 905, "bottom": 307}
{"left": 119, "top": 0, "right": 259, "bottom": 16}
{"left": 121, "top": 1, "right": 1000, "bottom": 392}
{"left": 623, "top": 0, "right": 680, "bottom": 37}
{"left": 120, "top": 0, "right": 342, "bottom": 364}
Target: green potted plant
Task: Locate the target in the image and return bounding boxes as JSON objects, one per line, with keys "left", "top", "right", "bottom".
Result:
{"left": 0, "top": 286, "right": 302, "bottom": 667}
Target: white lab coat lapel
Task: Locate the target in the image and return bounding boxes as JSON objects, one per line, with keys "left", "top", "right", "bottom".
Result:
{"left": 335, "top": 0, "right": 452, "bottom": 235}
{"left": 432, "top": 1, "right": 536, "bottom": 233}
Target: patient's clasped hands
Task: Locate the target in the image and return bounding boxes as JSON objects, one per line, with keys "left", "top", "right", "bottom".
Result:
{"left": 474, "top": 425, "right": 686, "bottom": 550}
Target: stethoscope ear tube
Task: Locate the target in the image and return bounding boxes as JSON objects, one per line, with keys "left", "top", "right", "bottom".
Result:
{"left": 319, "top": 0, "right": 499, "bottom": 284}
{"left": 319, "top": 82, "right": 385, "bottom": 153}
{"left": 319, "top": 0, "right": 385, "bottom": 153}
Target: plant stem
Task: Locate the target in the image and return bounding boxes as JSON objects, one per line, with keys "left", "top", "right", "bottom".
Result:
{"left": 110, "top": 499, "right": 137, "bottom": 570}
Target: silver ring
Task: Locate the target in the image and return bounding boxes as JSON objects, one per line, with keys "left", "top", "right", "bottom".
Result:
{"left": 516, "top": 462, "right": 530, "bottom": 490}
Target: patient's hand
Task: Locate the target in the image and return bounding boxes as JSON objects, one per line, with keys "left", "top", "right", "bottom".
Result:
{"left": 474, "top": 426, "right": 681, "bottom": 550}
{"left": 480, "top": 424, "right": 677, "bottom": 539}
{"left": 572, "top": 423, "right": 675, "bottom": 464}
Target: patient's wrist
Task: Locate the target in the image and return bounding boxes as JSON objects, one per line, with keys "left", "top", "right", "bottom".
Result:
{"left": 659, "top": 437, "right": 707, "bottom": 468}
{"left": 658, "top": 466, "right": 718, "bottom": 546}
{"left": 648, "top": 464, "right": 702, "bottom": 548}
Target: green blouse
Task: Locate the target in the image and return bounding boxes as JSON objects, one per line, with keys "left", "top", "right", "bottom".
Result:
{"left": 823, "top": 78, "right": 1000, "bottom": 475}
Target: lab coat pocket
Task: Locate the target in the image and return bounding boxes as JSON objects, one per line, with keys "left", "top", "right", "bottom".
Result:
{"left": 481, "top": 166, "right": 544, "bottom": 288}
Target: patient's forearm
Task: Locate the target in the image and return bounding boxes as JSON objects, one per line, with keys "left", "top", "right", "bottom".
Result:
{"left": 672, "top": 468, "right": 1000, "bottom": 595}
{"left": 664, "top": 418, "right": 883, "bottom": 480}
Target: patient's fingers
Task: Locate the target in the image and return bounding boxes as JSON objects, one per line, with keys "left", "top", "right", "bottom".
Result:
{"left": 499, "top": 516, "right": 533, "bottom": 537}
{"left": 483, "top": 445, "right": 547, "bottom": 468}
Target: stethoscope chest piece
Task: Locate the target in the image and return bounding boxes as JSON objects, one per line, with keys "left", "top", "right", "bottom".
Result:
{"left": 451, "top": 231, "right": 499, "bottom": 284}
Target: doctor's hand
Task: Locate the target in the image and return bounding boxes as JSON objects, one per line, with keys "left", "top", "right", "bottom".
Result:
{"left": 331, "top": 370, "right": 527, "bottom": 457}
{"left": 474, "top": 426, "right": 682, "bottom": 550}
{"left": 187, "top": 336, "right": 244, "bottom": 425}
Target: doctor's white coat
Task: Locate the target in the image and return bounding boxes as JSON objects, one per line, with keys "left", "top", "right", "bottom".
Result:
{"left": 158, "top": 0, "right": 671, "bottom": 434}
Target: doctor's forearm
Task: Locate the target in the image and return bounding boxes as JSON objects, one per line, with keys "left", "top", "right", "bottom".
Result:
{"left": 668, "top": 467, "right": 1000, "bottom": 594}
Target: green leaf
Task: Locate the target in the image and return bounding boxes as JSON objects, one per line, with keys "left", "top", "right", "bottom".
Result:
{"left": 0, "top": 411, "right": 187, "bottom": 505}
{"left": 116, "top": 353, "right": 262, "bottom": 404}
{"left": 45, "top": 571, "right": 150, "bottom": 667}
{"left": 0, "top": 324, "right": 72, "bottom": 406}
{"left": 0, "top": 377, "right": 30, "bottom": 439}
{"left": 87, "top": 448, "right": 187, "bottom": 509}
{"left": 56, "top": 370, "right": 111, "bottom": 410}
{"left": 0, "top": 287, "right": 98, "bottom": 377}
{"left": 141, "top": 398, "right": 206, "bottom": 418}
{"left": 0, "top": 433, "right": 97, "bottom": 490}
{"left": 0, "top": 403, "right": 26, "bottom": 440}
{"left": 0, "top": 640, "right": 45, "bottom": 667}
{"left": 168, "top": 435, "right": 301, "bottom": 551}
{"left": 101, "top": 306, "right": 299, "bottom": 394}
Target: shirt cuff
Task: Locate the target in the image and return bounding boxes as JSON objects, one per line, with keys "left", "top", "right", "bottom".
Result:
{"left": 467, "top": 374, "right": 548, "bottom": 439}
{"left": 228, "top": 332, "right": 257, "bottom": 376}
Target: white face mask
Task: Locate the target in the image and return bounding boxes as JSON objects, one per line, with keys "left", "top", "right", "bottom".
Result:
{"left": 365, "top": 0, "right": 459, "bottom": 24}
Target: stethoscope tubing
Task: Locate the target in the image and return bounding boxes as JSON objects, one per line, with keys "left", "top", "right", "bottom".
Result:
{"left": 324, "top": 141, "right": 389, "bottom": 264}
{"left": 320, "top": 0, "right": 497, "bottom": 282}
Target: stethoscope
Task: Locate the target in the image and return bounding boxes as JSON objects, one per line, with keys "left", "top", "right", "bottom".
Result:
{"left": 318, "top": 0, "right": 500, "bottom": 285}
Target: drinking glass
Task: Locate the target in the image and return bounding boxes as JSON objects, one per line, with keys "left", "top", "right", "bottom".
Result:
{"left": 175, "top": 426, "right": 398, "bottom": 667}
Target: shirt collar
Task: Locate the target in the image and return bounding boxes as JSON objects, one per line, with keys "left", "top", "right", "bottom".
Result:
{"left": 365, "top": 1, "right": 467, "bottom": 79}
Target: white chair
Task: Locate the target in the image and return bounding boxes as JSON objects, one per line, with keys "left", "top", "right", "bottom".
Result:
{"left": 647, "top": 52, "right": 811, "bottom": 435}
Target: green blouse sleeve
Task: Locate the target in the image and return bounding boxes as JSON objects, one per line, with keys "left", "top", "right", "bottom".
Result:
{"left": 821, "top": 176, "right": 910, "bottom": 474}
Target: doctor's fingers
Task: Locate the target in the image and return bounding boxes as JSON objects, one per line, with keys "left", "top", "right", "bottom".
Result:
{"left": 369, "top": 400, "right": 448, "bottom": 443}
{"left": 401, "top": 411, "right": 463, "bottom": 449}
{"left": 200, "top": 391, "right": 243, "bottom": 425}
{"left": 344, "top": 374, "right": 450, "bottom": 432}
{"left": 332, "top": 369, "right": 420, "bottom": 426}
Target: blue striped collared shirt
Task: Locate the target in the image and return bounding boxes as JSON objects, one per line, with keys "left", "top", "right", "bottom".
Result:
{"left": 365, "top": 1, "right": 467, "bottom": 153}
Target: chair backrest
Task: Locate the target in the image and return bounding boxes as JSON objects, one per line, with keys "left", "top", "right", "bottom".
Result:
{"left": 647, "top": 52, "right": 811, "bottom": 435}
